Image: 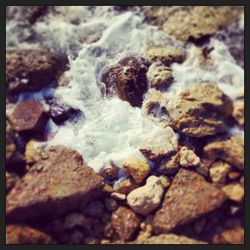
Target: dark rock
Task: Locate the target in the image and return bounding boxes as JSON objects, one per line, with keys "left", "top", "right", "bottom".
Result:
{"left": 8, "top": 99, "right": 48, "bottom": 135}
{"left": 101, "top": 56, "right": 149, "bottom": 107}
{"left": 153, "top": 169, "right": 227, "bottom": 234}
{"left": 99, "top": 162, "right": 120, "bottom": 181}
{"left": 6, "top": 146, "right": 104, "bottom": 222}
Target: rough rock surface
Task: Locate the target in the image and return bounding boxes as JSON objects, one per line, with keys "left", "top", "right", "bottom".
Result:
{"left": 100, "top": 56, "right": 149, "bottom": 107}
{"left": 133, "top": 233, "right": 207, "bottom": 244}
{"left": 8, "top": 100, "right": 48, "bottom": 135}
{"left": 111, "top": 207, "right": 140, "bottom": 241}
{"left": 232, "top": 99, "right": 244, "bottom": 126}
{"left": 204, "top": 136, "right": 244, "bottom": 170}
{"left": 146, "top": 46, "right": 186, "bottom": 66}
{"left": 123, "top": 157, "right": 150, "bottom": 184}
{"left": 222, "top": 183, "right": 244, "bottom": 203}
{"left": 153, "top": 169, "right": 227, "bottom": 234}
{"left": 6, "top": 146, "right": 104, "bottom": 222}
{"left": 209, "top": 161, "right": 231, "bottom": 186}
{"left": 127, "top": 175, "right": 169, "bottom": 216}
{"left": 6, "top": 50, "right": 67, "bottom": 94}
{"left": 6, "top": 224, "right": 56, "bottom": 244}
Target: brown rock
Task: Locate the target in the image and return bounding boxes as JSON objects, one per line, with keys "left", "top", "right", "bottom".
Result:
{"left": 111, "top": 207, "right": 140, "bottom": 241}
{"left": 113, "top": 177, "right": 139, "bottom": 194}
{"left": 6, "top": 224, "right": 56, "bottom": 244}
{"left": 153, "top": 169, "right": 227, "bottom": 234}
{"left": 99, "top": 162, "right": 120, "bottom": 181}
{"left": 157, "top": 153, "right": 179, "bottom": 175}
{"left": 232, "top": 99, "right": 244, "bottom": 126}
{"left": 8, "top": 100, "right": 48, "bottom": 135}
{"left": 212, "top": 227, "right": 244, "bottom": 244}
{"left": 6, "top": 172, "right": 19, "bottom": 193}
{"left": 101, "top": 56, "right": 149, "bottom": 107}
{"left": 209, "top": 161, "right": 231, "bottom": 186}
{"left": 133, "top": 233, "right": 207, "bottom": 244}
{"left": 6, "top": 50, "right": 67, "bottom": 94}
{"left": 6, "top": 146, "right": 104, "bottom": 222}
{"left": 204, "top": 135, "right": 244, "bottom": 170}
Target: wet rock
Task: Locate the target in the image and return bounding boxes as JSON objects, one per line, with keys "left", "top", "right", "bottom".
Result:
{"left": 204, "top": 136, "right": 244, "bottom": 170}
{"left": 147, "top": 64, "right": 173, "bottom": 90}
{"left": 212, "top": 227, "right": 244, "bottom": 244}
{"left": 104, "top": 198, "right": 118, "bottom": 212}
{"left": 222, "top": 183, "right": 244, "bottom": 203}
{"left": 153, "top": 169, "right": 227, "bottom": 234}
{"left": 232, "top": 99, "right": 244, "bottom": 126}
{"left": 157, "top": 153, "right": 179, "bottom": 175}
{"left": 99, "top": 162, "right": 120, "bottom": 181}
{"left": 146, "top": 46, "right": 186, "bottom": 66}
{"left": 6, "top": 172, "right": 19, "bottom": 193}
{"left": 127, "top": 176, "right": 169, "bottom": 216}
{"left": 140, "top": 126, "right": 178, "bottom": 161}
{"left": 111, "top": 207, "right": 140, "bottom": 241}
{"left": 113, "top": 177, "right": 139, "bottom": 194}
{"left": 6, "top": 224, "right": 56, "bottom": 244}
{"left": 45, "top": 97, "right": 81, "bottom": 124}
{"left": 6, "top": 50, "right": 67, "bottom": 94}
{"left": 209, "top": 161, "right": 231, "bottom": 186}
{"left": 133, "top": 233, "right": 207, "bottom": 244}
{"left": 101, "top": 56, "right": 149, "bottom": 107}
{"left": 179, "top": 146, "right": 200, "bottom": 168}
{"left": 6, "top": 146, "right": 104, "bottom": 222}
{"left": 8, "top": 100, "right": 48, "bottom": 135}
{"left": 123, "top": 157, "right": 150, "bottom": 184}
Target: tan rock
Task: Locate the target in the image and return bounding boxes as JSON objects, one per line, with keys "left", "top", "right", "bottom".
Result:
{"left": 25, "top": 140, "right": 48, "bottom": 164}
{"left": 222, "top": 183, "right": 244, "bottom": 203}
{"left": 113, "top": 177, "right": 139, "bottom": 194}
{"left": 179, "top": 146, "right": 200, "bottom": 167}
{"left": 127, "top": 175, "right": 169, "bottom": 216}
{"left": 209, "top": 161, "right": 231, "bottom": 186}
{"left": 111, "top": 192, "right": 126, "bottom": 201}
{"left": 233, "top": 99, "right": 244, "bottom": 126}
{"left": 204, "top": 135, "right": 244, "bottom": 170}
{"left": 123, "top": 157, "right": 150, "bottom": 184}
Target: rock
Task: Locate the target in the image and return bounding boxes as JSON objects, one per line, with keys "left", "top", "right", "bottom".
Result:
{"left": 127, "top": 175, "right": 169, "bottom": 216}
{"left": 179, "top": 146, "right": 200, "bottom": 167}
{"left": 139, "top": 126, "right": 178, "bottom": 161}
{"left": 133, "top": 233, "right": 207, "bottom": 244}
{"left": 123, "top": 157, "right": 150, "bottom": 184}
{"left": 8, "top": 100, "right": 48, "bottom": 135}
{"left": 6, "top": 224, "right": 56, "bottom": 244}
{"left": 84, "top": 200, "right": 105, "bottom": 219}
{"left": 100, "top": 56, "right": 149, "bottom": 107}
{"left": 209, "top": 161, "right": 231, "bottom": 186}
{"left": 204, "top": 136, "right": 244, "bottom": 170}
{"left": 228, "top": 171, "right": 241, "bottom": 180}
{"left": 157, "top": 153, "right": 179, "bottom": 175}
{"left": 212, "top": 227, "right": 244, "bottom": 244}
{"left": 111, "top": 207, "right": 140, "bottom": 241}
{"left": 110, "top": 192, "right": 126, "bottom": 201}
{"left": 232, "top": 99, "right": 244, "bottom": 126}
{"left": 222, "top": 183, "right": 244, "bottom": 203}
{"left": 153, "top": 169, "right": 227, "bottom": 234}
{"left": 63, "top": 213, "right": 89, "bottom": 229}
{"left": 104, "top": 198, "right": 118, "bottom": 212}
{"left": 6, "top": 146, "right": 104, "bottom": 222}
{"left": 146, "top": 46, "right": 186, "bottom": 66}
{"left": 6, "top": 50, "right": 67, "bottom": 94}
{"left": 113, "top": 177, "right": 139, "bottom": 194}
{"left": 147, "top": 64, "right": 173, "bottom": 90}
{"left": 99, "top": 162, "right": 120, "bottom": 181}
{"left": 6, "top": 172, "right": 19, "bottom": 193}
{"left": 25, "top": 140, "right": 47, "bottom": 165}
{"left": 45, "top": 97, "right": 81, "bottom": 124}
{"left": 19, "top": 6, "right": 48, "bottom": 24}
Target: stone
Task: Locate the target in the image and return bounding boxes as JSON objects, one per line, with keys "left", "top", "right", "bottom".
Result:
{"left": 113, "top": 177, "right": 139, "bottom": 194}
{"left": 127, "top": 175, "right": 169, "bottom": 216}
{"left": 64, "top": 213, "right": 89, "bottom": 229}
{"left": 8, "top": 100, "right": 48, "bottom": 135}
{"left": 110, "top": 192, "right": 126, "bottom": 201}
{"left": 148, "top": 64, "right": 173, "bottom": 90}
{"left": 45, "top": 97, "right": 81, "bottom": 124}
{"left": 228, "top": 171, "right": 241, "bottom": 180}
{"left": 84, "top": 200, "right": 105, "bottom": 219}
{"left": 209, "top": 161, "right": 231, "bottom": 186}
{"left": 232, "top": 99, "right": 244, "bottom": 126}
{"left": 123, "top": 157, "right": 150, "bottom": 184}
{"left": 100, "top": 56, "right": 149, "bottom": 107}
{"left": 157, "top": 153, "right": 179, "bottom": 175}
{"left": 111, "top": 207, "right": 140, "bottom": 241}
{"left": 104, "top": 198, "right": 118, "bottom": 212}
{"left": 222, "top": 183, "right": 244, "bottom": 203}
{"left": 133, "top": 233, "right": 207, "bottom": 244}
{"left": 179, "top": 146, "right": 200, "bottom": 167}
{"left": 146, "top": 46, "right": 186, "bottom": 66}
{"left": 204, "top": 136, "right": 244, "bottom": 170}
{"left": 6, "top": 146, "right": 104, "bottom": 222}
{"left": 6, "top": 172, "right": 19, "bottom": 193}
{"left": 212, "top": 227, "right": 244, "bottom": 244}
{"left": 6, "top": 224, "right": 56, "bottom": 244}
{"left": 153, "top": 169, "right": 227, "bottom": 234}
{"left": 99, "top": 162, "right": 120, "bottom": 181}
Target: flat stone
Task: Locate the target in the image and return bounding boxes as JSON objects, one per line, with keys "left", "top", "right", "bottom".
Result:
{"left": 6, "top": 224, "right": 56, "bottom": 244}
{"left": 8, "top": 100, "right": 48, "bottom": 135}
{"left": 6, "top": 146, "right": 104, "bottom": 222}
{"left": 153, "top": 169, "right": 227, "bottom": 234}
{"left": 111, "top": 207, "right": 140, "bottom": 241}
{"left": 204, "top": 136, "right": 244, "bottom": 170}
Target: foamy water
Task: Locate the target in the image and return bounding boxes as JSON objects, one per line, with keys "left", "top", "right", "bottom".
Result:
{"left": 6, "top": 7, "right": 244, "bottom": 172}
